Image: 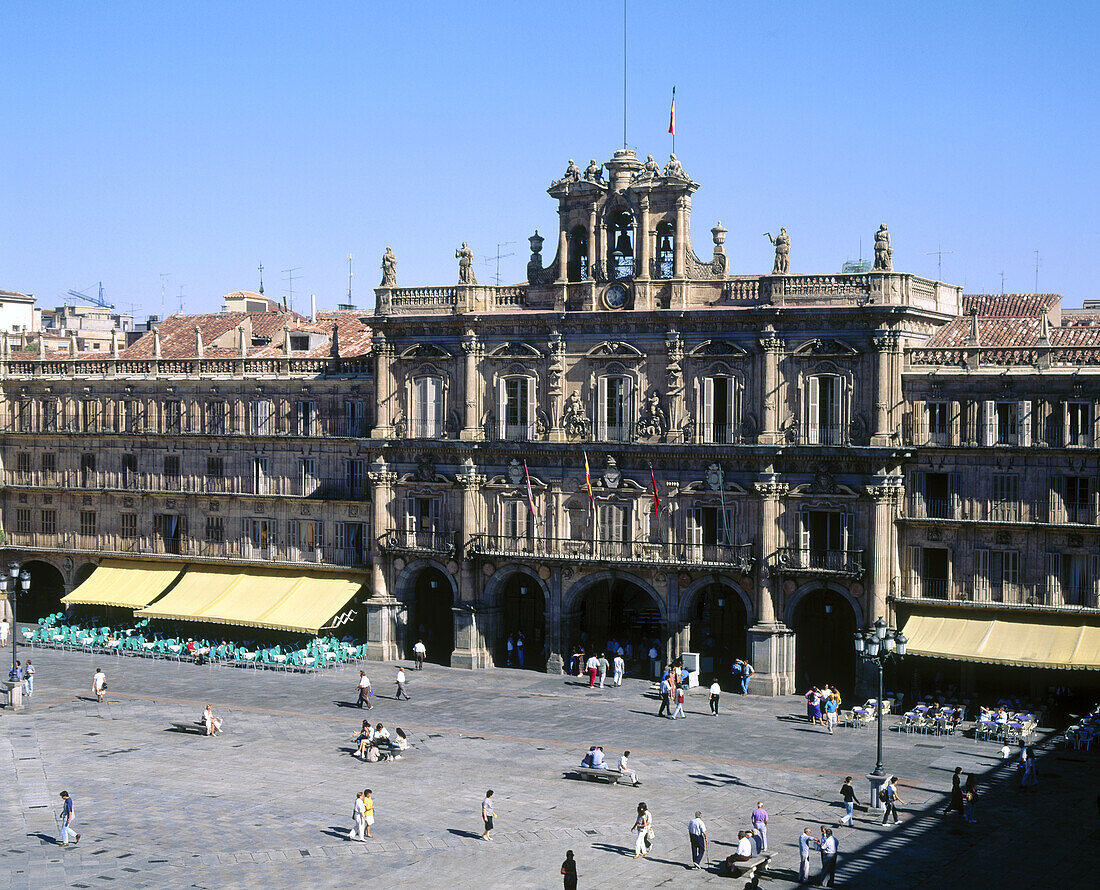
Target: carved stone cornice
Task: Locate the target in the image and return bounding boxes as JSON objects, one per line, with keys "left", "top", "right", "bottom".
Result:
{"left": 759, "top": 333, "right": 784, "bottom": 352}
{"left": 368, "top": 470, "right": 398, "bottom": 486}
{"left": 753, "top": 481, "right": 789, "bottom": 498}
{"left": 872, "top": 329, "right": 900, "bottom": 351}
{"left": 865, "top": 482, "right": 902, "bottom": 502}
{"left": 456, "top": 470, "right": 487, "bottom": 490}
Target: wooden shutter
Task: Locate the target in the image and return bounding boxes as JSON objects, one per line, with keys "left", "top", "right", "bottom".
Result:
{"left": 807, "top": 377, "right": 820, "bottom": 444}
{"left": 911, "top": 399, "right": 925, "bottom": 445}
{"left": 621, "top": 376, "right": 633, "bottom": 438}
{"left": 949, "top": 471, "right": 962, "bottom": 519}
{"left": 842, "top": 511, "right": 854, "bottom": 555}
{"left": 799, "top": 508, "right": 810, "bottom": 566}
{"left": 1017, "top": 400, "right": 1032, "bottom": 447}
{"left": 983, "top": 401, "right": 996, "bottom": 446}
{"left": 729, "top": 377, "right": 740, "bottom": 442}
{"left": 1049, "top": 475, "right": 1064, "bottom": 524}
{"left": 949, "top": 400, "right": 961, "bottom": 446}
{"left": 497, "top": 378, "right": 507, "bottom": 439}
{"left": 1045, "top": 552, "right": 1061, "bottom": 603}
{"left": 597, "top": 376, "right": 608, "bottom": 440}
{"left": 1091, "top": 554, "right": 1100, "bottom": 608}
{"left": 974, "top": 548, "right": 989, "bottom": 600}
{"left": 831, "top": 378, "right": 845, "bottom": 442}
{"left": 912, "top": 471, "right": 926, "bottom": 517}
{"left": 702, "top": 377, "right": 714, "bottom": 443}
{"left": 907, "top": 544, "right": 921, "bottom": 596}
{"left": 526, "top": 376, "right": 536, "bottom": 439}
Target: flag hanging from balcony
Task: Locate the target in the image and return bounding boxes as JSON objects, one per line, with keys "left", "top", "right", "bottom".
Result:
{"left": 583, "top": 452, "right": 593, "bottom": 501}
{"left": 668, "top": 86, "right": 676, "bottom": 135}
{"left": 523, "top": 460, "right": 537, "bottom": 517}
{"left": 650, "top": 466, "right": 661, "bottom": 515}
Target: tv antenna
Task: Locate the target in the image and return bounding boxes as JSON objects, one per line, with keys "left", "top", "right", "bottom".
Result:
{"left": 347, "top": 254, "right": 354, "bottom": 304}
{"left": 924, "top": 245, "right": 954, "bottom": 281}
{"left": 1000, "top": 271, "right": 1005, "bottom": 294}
{"left": 480, "top": 242, "right": 516, "bottom": 286}
{"left": 258, "top": 262, "right": 265, "bottom": 295}
{"left": 1033, "top": 250, "right": 1041, "bottom": 293}
{"left": 282, "top": 267, "right": 302, "bottom": 312}
{"left": 160, "top": 273, "right": 170, "bottom": 312}
{"left": 178, "top": 285, "right": 185, "bottom": 314}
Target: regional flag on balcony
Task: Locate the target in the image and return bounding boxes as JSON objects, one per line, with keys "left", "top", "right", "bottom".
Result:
{"left": 650, "top": 467, "right": 661, "bottom": 514}
{"left": 523, "top": 460, "right": 537, "bottom": 517}
{"left": 583, "top": 452, "right": 593, "bottom": 502}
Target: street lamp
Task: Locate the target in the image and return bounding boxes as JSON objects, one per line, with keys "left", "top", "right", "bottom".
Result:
{"left": 853, "top": 617, "right": 907, "bottom": 807}
{"left": 5, "top": 561, "right": 31, "bottom": 682}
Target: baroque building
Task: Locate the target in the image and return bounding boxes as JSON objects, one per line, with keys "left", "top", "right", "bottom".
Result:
{"left": 2, "top": 148, "right": 1096, "bottom": 695}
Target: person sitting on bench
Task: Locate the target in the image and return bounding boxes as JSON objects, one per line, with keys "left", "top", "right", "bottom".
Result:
{"left": 352, "top": 720, "right": 373, "bottom": 758}
{"left": 618, "top": 751, "right": 639, "bottom": 785}
{"left": 580, "top": 746, "right": 597, "bottom": 768}
{"left": 732, "top": 830, "right": 754, "bottom": 862}
{"left": 589, "top": 746, "right": 607, "bottom": 769}
{"left": 201, "top": 704, "right": 223, "bottom": 736}
{"left": 394, "top": 727, "right": 409, "bottom": 751}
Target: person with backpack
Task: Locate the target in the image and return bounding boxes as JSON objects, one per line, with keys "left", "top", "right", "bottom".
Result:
{"left": 881, "top": 777, "right": 904, "bottom": 824}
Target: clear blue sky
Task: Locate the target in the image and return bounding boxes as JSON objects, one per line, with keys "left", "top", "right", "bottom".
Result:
{"left": 2, "top": 1, "right": 1098, "bottom": 317}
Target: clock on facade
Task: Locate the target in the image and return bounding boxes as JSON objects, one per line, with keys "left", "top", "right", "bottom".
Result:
{"left": 602, "top": 283, "right": 629, "bottom": 310}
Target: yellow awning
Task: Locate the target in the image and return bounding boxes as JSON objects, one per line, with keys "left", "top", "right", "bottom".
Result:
{"left": 903, "top": 614, "right": 1100, "bottom": 670}
{"left": 61, "top": 559, "right": 184, "bottom": 610}
{"left": 135, "top": 566, "right": 366, "bottom": 634}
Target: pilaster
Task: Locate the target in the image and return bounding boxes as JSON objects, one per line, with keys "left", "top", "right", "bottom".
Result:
{"left": 866, "top": 478, "right": 903, "bottom": 624}
{"left": 370, "top": 332, "right": 396, "bottom": 439}
{"left": 665, "top": 327, "right": 684, "bottom": 442}
{"left": 460, "top": 329, "right": 483, "bottom": 440}
{"left": 758, "top": 329, "right": 784, "bottom": 445}
{"left": 749, "top": 477, "right": 794, "bottom": 694}
{"left": 871, "top": 330, "right": 899, "bottom": 446}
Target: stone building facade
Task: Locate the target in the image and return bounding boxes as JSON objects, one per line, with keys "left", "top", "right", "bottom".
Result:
{"left": 2, "top": 148, "right": 1095, "bottom": 694}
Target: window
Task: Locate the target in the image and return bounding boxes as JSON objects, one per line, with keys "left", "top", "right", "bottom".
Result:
{"left": 918, "top": 471, "right": 956, "bottom": 519}
{"left": 249, "top": 399, "right": 274, "bottom": 435}
{"left": 405, "top": 496, "right": 440, "bottom": 546}
{"left": 499, "top": 376, "right": 534, "bottom": 440}
{"left": 116, "top": 399, "right": 140, "bottom": 433}
{"left": 501, "top": 500, "right": 533, "bottom": 549}
{"left": 806, "top": 375, "right": 844, "bottom": 445}
{"left": 1067, "top": 401, "right": 1091, "bottom": 447}
{"left": 40, "top": 452, "right": 56, "bottom": 477}
{"left": 336, "top": 521, "right": 367, "bottom": 563}
{"left": 120, "top": 513, "right": 137, "bottom": 539}
{"left": 700, "top": 376, "right": 739, "bottom": 444}
{"left": 598, "top": 375, "right": 632, "bottom": 442}
{"left": 298, "top": 458, "right": 319, "bottom": 495}
{"left": 15, "top": 452, "right": 31, "bottom": 477}
{"left": 163, "top": 455, "right": 181, "bottom": 488}
{"left": 567, "top": 225, "right": 589, "bottom": 282}
{"left": 205, "top": 400, "right": 227, "bottom": 435}
{"left": 1052, "top": 476, "right": 1093, "bottom": 525}
{"left": 206, "top": 456, "right": 223, "bottom": 478}
{"left": 40, "top": 398, "right": 58, "bottom": 432}
{"left": 345, "top": 458, "right": 365, "bottom": 497}
{"left": 655, "top": 221, "right": 675, "bottom": 279}
{"left": 991, "top": 473, "right": 1020, "bottom": 521}
{"left": 1046, "top": 552, "right": 1096, "bottom": 607}
{"left": 290, "top": 520, "right": 323, "bottom": 551}
{"left": 927, "top": 402, "right": 949, "bottom": 445}
{"left": 154, "top": 514, "right": 184, "bottom": 554}
{"left": 597, "top": 503, "right": 629, "bottom": 556}
{"left": 345, "top": 400, "right": 366, "bottom": 437}
{"left": 204, "top": 516, "right": 224, "bottom": 543}
{"left": 686, "top": 505, "right": 737, "bottom": 560}
{"left": 411, "top": 376, "right": 443, "bottom": 438}
{"left": 251, "top": 457, "right": 269, "bottom": 495}
{"left": 163, "top": 400, "right": 182, "bottom": 434}
{"left": 40, "top": 509, "right": 56, "bottom": 535}
{"left": 984, "top": 400, "right": 1031, "bottom": 446}
{"left": 15, "top": 508, "right": 31, "bottom": 534}
{"left": 17, "top": 399, "right": 31, "bottom": 432}
{"left": 799, "top": 510, "right": 854, "bottom": 569}
{"left": 246, "top": 518, "right": 273, "bottom": 548}
{"left": 974, "top": 549, "right": 1019, "bottom": 602}
{"left": 81, "top": 399, "right": 100, "bottom": 432}
{"left": 80, "top": 453, "right": 96, "bottom": 486}
{"left": 294, "top": 401, "right": 317, "bottom": 436}
{"left": 121, "top": 453, "right": 138, "bottom": 487}
{"left": 609, "top": 210, "right": 634, "bottom": 278}
{"left": 290, "top": 334, "right": 310, "bottom": 351}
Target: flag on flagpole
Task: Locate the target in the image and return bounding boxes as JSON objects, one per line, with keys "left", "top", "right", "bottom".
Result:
{"left": 650, "top": 466, "right": 661, "bottom": 515}
{"left": 583, "top": 452, "right": 594, "bottom": 502}
{"left": 668, "top": 86, "right": 676, "bottom": 135}
{"left": 523, "top": 460, "right": 537, "bottom": 517}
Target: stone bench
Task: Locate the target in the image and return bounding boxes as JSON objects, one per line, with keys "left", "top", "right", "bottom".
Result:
{"left": 170, "top": 721, "right": 212, "bottom": 735}
{"left": 722, "top": 852, "right": 773, "bottom": 885}
{"left": 571, "top": 766, "right": 625, "bottom": 784}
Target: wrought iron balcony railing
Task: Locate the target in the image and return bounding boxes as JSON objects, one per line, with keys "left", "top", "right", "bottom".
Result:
{"left": 467, "top": 534, "right": 754, "bottom": 571}
{"left": 772, "top": 547, "right": 864, "bottom": 576}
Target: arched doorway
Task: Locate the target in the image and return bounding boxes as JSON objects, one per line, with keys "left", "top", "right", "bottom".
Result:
{"left": 499, "top": 573, "right": 545, "bottom": 669}
{"left": 688, "top": 582, "right": 748, "bottom": 681}
{"left": 19, "top": 560, "right": 67, "bottom": 621}
{"left": 406, "top": 567, "right": 454, "bottom": 666}
{"left": 568, "top": 575, "right": 663, "bottom": 677}
{"left": 791, "top": 588, "right": 858, "bottom": 698}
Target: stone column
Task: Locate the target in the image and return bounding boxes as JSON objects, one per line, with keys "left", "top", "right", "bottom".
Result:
{"left": 370, "top": 332, "right": 395, "bottom": 439}
{"left": 673, "top": 196, "right": 686, "bottom": 278}
{"left": 866, "top": 480, "right": 901, "bottom": 625}
{"left": 547, "top": 329, "right": 565, "bottom": 442}
{"left": 546, "top": 568, "right": 564, "bottom": 673}
{"left": 758, "top": 329, "right": 784, "bottom": 445}
{"left": 364, "top": 460, "right": 399, "bottom": 661}
{"left": 665, "top": 328, "right": 684, "bottom": 441}
{"left": 452, "top": 462, "right": 491, "bottom": 668}
{"left": 586, "top": 205, "right": 597, "bottom": 281}
{"left": 460, "top": 329, "right": 482, "bottom": 440}
{"left": 871, "top": 330, "right": 897, "bottom": 446}
{"left": 637, "top": 196, "right": 650, "bottom": 280}
{"left": 556, "top": 213, "right": 568, "bottom": 284}
{"left": 749, "top": 479, "right": 794, "bottom": 694}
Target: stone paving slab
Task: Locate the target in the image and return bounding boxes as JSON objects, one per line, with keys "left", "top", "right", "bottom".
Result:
{"left": 2, "top": 646, "right": 1099, "bottom": 888}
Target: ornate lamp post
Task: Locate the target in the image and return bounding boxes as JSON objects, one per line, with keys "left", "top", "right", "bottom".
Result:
{"left": 853, "top": 617, "right": 907, "bottom": 808}
{"left": 4, "top": 563, "right": 32, "bottom": 678}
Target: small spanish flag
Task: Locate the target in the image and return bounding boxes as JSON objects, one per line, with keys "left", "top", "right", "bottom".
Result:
{"left": 650, "top": 466, "right": 661, "bottom": 515}
{"left": 668, "top": 86, "right": 676, "bottom": 135}
{"left": 524, "top": 460, "right": 537, "bottom": 517}
{"left": 584, "top": 452, "right": 594, "bottom": 501}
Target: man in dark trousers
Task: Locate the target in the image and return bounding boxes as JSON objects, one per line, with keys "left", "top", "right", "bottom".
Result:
{"left": 943, "top": 766, "right": 964, "bottom": 818}
{"left": 657, "top": 675, "right": 672, "bottom": 718}
{"left": 560, "top": 849, "right": 577, "bottom": 890}
{"left": 687, "top": 811, "right": 707, "bottom": 869}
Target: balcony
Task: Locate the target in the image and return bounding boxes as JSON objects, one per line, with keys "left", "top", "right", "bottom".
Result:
{"left": 772, "top": 547, "right": 864, "bottom": 577}
{"left": 379, "top": 529, "right": 457, "bottom": 557}
{"left": 902, "top": 496, "right": 1100, "bottom": 527}
{"left": 695, "top": 423, "right": 744, "bottom": 445}
{"left": 895, "top": 578, "right": 1099, "bottom": 612}
{"left": 467, "top": 534, "right": 754, "bottom": 572}
{"left": 798, "top": 425, "right": 848, "bottom": 446}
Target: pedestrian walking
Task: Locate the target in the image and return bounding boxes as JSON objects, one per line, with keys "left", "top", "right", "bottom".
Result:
{"left": 687, "top": 810, "right": 707, "bottom": 868}
{"left": 482, "top": 789, "right": 495, "bottom": 840}
{"left": 560, "top": 849, "right": 578, "bottom": 890}
{"left": 657, "top": 676, "right": 671, "bottom": 718}
{"left": 671, "top": 686, "right": 686, "bottom": 719}
{"left": 506, "top": 634, "right": 515, "bottom": 667}
{"left": 516, "top": 632, "right": 525, "bottom": 667}
{"left": 363, "top": 789, "right": 375, "bottom": 838}
{"left": 356, "top": 671, "right": 373, "bottom": 709}
{"left": 585, "top": 653, "right": 599, "bottom": 687}
{"left": 751, "top": 801, "right": 769, "bottom": 851}
{"left": 942, "top": 766, "right": 963, "bottom": 818}
{"left": 631, "top": 802, "right": 652, "bottom": 859}
{"left": 814, "top": 828, "right": 838, "bottom": 887}
{"left": 597, "top": 652, "right": 609, "bottom": 688}
{"left": 57, "top": 791, "right": 80, "bottom": 846}
{"left": 91, "top": 667, "right": 106, "bottom": 703}
{"left": 1020, "top": 747, "right": 1038, "bottom": 791}
{"left": 394, "top": 667, "right": 410, "bottom": 700}
{"left": 612, "top": 652, "right": 624, "bottom": 686}
{"left": 798, "top": 827, "right": 814, "bottom": 884}
{"left": 348, "top": 791, "right": 366, "bottom": 841}
{"left": 0, "top": 617, "right": 8, "bottom": 645}
{"left": 740, "top": 659, "right": 754, "bottom": 694}
{"left": 413, "top": 639, "right": 426, "bottom": 669}
{"left": 839, "top": 776, "right": 857, "bottom": 826}
{"left": 824, "top": 695, "right": 838, "bottom": 733}
{"left": 23, "top": 660, "right": 34, "bottom": 696}
{"left": 963, "top": 774, "right": 978, "bottom": 823}
{"left": 709, "top": 679, "right": 721, "bottom": 715}
{"left": 881, "top": 776, "right": 903, "bottom": 824}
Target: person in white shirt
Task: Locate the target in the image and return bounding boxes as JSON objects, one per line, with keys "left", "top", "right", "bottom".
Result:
{"left": 709, "top": 680, "right": 721, "bottom": 716}
{"left": 91, "top": 668, "right": 106, "bottom": 703}
{"left": 618, "top": 750, "right": 638, "bottom": 785}
{"left": 612, "top": 654, "right": 625, "bottom": 686}
{"left": 816, "top": 827, "right": 838, "bottom": 886}
{"left": 347, "top": 791, "right": 366, "bottom": 842}
{"left": 412, "top": 640, "right": 426, "bottom": 670}
{"left": 0, "top": 619, "right": 9, "bottom": 646}
{"left": 395, "top": 667, "right": 409, "bottom": 700}
{"left": 687, "top": 811, "right": 707, "bottom": 868}
{"left": 999, "top": 743, "right": 1012, "bottom": 760}
{"left": 355, "top": 671, "right": 373, "bottom": 709}
{"left": 585, "top": 654, "right": 599, "bottom": 687}
{"left": 590, "top": 746, "right": 606, "bottom": 769}
{"left": 733, "top": 830, "right": 753, "bottom": 861}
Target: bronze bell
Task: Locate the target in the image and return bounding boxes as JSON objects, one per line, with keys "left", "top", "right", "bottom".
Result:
{"left": 614, "top": 230, "right": 633, "bottom": 255}
{"left": 658, "top": 233, "right": 673, "bottom": 253}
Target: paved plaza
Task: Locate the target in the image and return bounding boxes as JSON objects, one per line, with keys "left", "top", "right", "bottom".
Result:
{"left": 3, "top": 646, "right": 1099, "bottom": 889}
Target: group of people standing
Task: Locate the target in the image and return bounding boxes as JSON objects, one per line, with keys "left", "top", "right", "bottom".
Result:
{"left": 805, "top": 685, "right": 842, "bottom": 733}
{"left": 504, "top": 632, "right": 527, "bottom": 667}
{"left": 9, "top": 659, "right": 34, "bottom": 695}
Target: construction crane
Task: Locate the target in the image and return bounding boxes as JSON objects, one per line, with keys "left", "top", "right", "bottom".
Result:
{"left": 67, "top": 282, "right": 114, "bottom": 309}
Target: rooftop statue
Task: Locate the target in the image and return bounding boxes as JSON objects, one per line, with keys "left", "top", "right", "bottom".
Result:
{"left": 873, "top": 224, "right": 893, "bottom": 272}
{"left": 380, "top": 247, "right": 397, "bottom": 287}
{"left": 563, "top": 159, "right": 581, "bottom": 182}
{"left": 765, "top": 228, "right": 790, "bottom": 275}
{"left": 456, "top": 242, "right": 477, "bottom": 285}
{"left": 584, "top": 159, "right": 602, "bottom": 182}
{"left": 642, "top": 154, "right": 661, "bottom": 178}
{"left": 663, "top": 153, "right": 685, "bottom": 178}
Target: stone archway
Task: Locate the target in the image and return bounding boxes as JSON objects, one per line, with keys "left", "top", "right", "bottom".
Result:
{"left": 681, "top": 576, "right": 752, "bottom": 681}
{"left": 394, "top": 560, "right": 457, "bottom": 666}
{"left": 73, "top": 562, "right": 98, "bottom": 588}
{"left": 787, "top": 582, "right": 860, "bottom": 699}
{"left": 18, "top": 560, "right": 67, "bottom": 622}
{"left": 564, "top": 572, "right": 666, "bottom": 678}
{"left": 485, "top": 567, "right": 549, "bottom": 670}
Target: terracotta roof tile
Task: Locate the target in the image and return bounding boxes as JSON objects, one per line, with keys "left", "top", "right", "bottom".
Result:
{"left": 961, "top": 293, "right": 1060, "bottom": 317}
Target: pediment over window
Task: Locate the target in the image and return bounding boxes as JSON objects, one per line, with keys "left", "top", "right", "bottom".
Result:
{"left": 585, "top": 340, "right": 644, "bottom": 360}
{"left": 688, "top": 339, "right": 749, "bottom": 358}
{"left": 792, "top": 338, "right": 859, "bottom": 357}
{"left": 487, "top": 341, "right": 543, "bottom": 360}
{"left": 399, "top": 343, "right": 453, "bottom": 360}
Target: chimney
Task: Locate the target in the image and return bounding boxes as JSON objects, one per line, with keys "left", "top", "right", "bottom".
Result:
{"left": 283, "top": 324, "right": 292, "bottom": 356}
{"left": 37, "top": 336, "right": 46, "bottom": 359}
{"left": 968, "top": 309, "right": 980, "bottom": 347}
{"left": 69, "top": 332, "right": 79, "bottom": 355}
{"left": 1039, "top": 311, "right": 1051, "bottom": 345}
{"left": 110, "top": 328, "right": 120, "bottom": 359}
{"left": 239, "top": 323, "right": 248, "bottom": 357}
{"left": 195, "top": 325, "right": 204, "bottom": 358}
{"left": 153, "top": 326, "right": 162, "bottom": 359}
{"left": 310, "top": 293, "right": 316, "bottom": 323}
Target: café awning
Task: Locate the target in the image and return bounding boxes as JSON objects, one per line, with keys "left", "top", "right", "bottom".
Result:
{"left": 61, "top": 559, "right": 184, "bottom": 610}
{"left": 902, "top": 614, "right": 1100, "bottom": 670}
